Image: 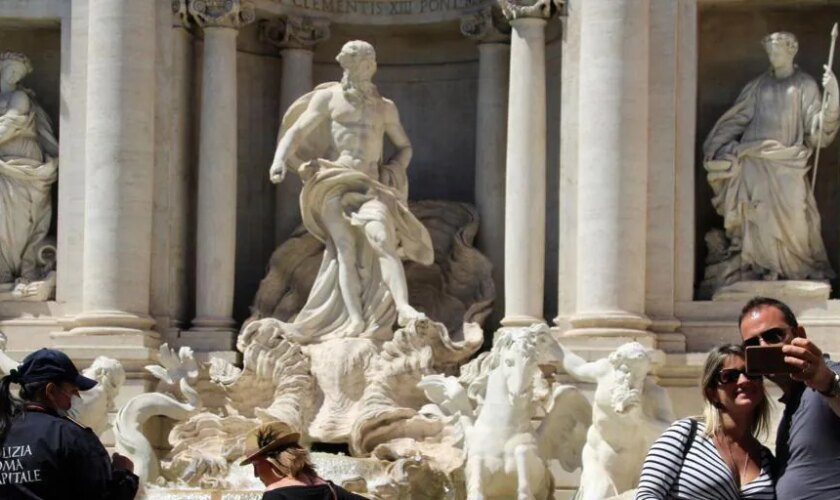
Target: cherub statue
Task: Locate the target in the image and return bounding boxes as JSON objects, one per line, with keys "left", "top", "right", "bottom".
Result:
{"left": 560, "top": 342, "right": 674, "bottom": 500}
{"left": 420, "top": 324, "right": 592, "bottom": 500}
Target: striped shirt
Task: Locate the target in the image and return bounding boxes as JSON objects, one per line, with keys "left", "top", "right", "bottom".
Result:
{"left": 635, "top": 418, "right": 775, "bottom": 500}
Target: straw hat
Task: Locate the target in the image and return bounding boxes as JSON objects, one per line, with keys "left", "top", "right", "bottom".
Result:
{"left": 240, "top": 421, "right": 301, "bottom": 465}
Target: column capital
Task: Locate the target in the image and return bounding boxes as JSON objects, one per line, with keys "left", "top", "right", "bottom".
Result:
{"left": 497, "top": 0, "right": 562, "bottom": 20}
{"left": 175, "top": 0, "right": 256, "bottom": 29}
{"left": 460, "top": 6, "right": 511, "bottom": 43}
{"left": 259, "top": 15, "right": 330, "bottom": 50}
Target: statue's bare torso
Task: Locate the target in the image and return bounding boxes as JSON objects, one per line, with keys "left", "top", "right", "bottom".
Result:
{"left": 327, "top": 88, "right": 390, "bottom": 179}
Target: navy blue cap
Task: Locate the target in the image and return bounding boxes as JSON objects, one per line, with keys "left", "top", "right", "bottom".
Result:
{"left": 11, "top": 348, "right": 97, "bottom": 391}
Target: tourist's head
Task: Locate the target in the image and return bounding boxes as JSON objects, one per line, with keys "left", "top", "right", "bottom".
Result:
{"left": 0, "top": 52, "right": 32, "bottom": 86}
{"left": 762, "top": 32, "right": 798, "bottom": 68}
{"left": 241, "top": 422, "right": 317, "bottom": 487}
{"left": 739, "top": 296, "right": 802, "bottom": 348}
{"left": 336, "top": 40, "right": 377, "bottom": 81}
{"left": 0, "top": 348, "right": 97, "bottom": 440}
{"left": 701, "top": 344, "right": 770, "bottom": 438}
{"left": 739, "top": 296, "right": 803, "bottom": 385}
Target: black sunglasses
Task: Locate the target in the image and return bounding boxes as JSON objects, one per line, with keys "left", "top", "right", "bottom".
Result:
{"left": 743, "top": 327, "right": 789, "bottom": 348}
{"left": 717, "top": 368, "right": 762, "bottom": 385}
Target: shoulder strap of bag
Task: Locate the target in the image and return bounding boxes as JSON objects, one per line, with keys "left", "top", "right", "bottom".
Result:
{"left": 326, "top": 481, "right": 338, "bottom": 500}
{"left": 672, "top": 418, "right": 698, "bottom": 494}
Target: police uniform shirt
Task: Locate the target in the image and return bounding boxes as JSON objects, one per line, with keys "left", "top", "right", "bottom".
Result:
{"left": 0, "top": 406, "right": 138, "bottom": 500}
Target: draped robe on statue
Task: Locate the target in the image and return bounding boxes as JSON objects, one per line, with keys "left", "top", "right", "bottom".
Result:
{"left": 703, "top": 69, "right": 838, "bottom": 280}
{"left": 0, "top": 94, "right": 58, "bottom": 285}
{"left": 278, "top": 83, "right": 433, "bottom": 343}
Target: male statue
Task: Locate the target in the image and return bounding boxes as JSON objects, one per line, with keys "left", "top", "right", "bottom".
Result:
{"left": 269, "top": 40, "right": 433, "bottom": 343}
{"left": 703, "top": 32, "right": 839, "bottom": 282}
{"left": 560, "top": 342, "right": 674, "bottom": 500}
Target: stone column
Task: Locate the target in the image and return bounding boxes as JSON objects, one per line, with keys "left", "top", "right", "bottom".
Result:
{"left": 260, "top": 16, "right": 330, "bottom": 245}
{"left": 566, "top": 0, "right": 653, "bottom": 341}
{"left": 67, "top": 0, "right": 157, "bottom": 346}
{"left": 498, "top": 0, "right": 555, "bottom": 327}
{"left": 185, "top": 0, "right": 254, "bottom": 350}
{"left": 461, "top": 7, "right": 511, "bottom": 329}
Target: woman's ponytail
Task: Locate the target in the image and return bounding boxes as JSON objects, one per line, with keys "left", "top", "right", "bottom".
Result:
{"left": 0, "top": 371, "right": 23, "bottom": 443}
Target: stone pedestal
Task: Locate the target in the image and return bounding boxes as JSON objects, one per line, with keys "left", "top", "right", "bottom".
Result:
{"left": 713, "top": 281, "right": 831, "bottom": 302}
{"left": 63, "top": 0, "right": 159, "bottom": 360}
{"left": 186, "top": 0, "right": 254, "bottom": 351}
{"left": 565, "top": 0, "right": 653, "bottom": 343}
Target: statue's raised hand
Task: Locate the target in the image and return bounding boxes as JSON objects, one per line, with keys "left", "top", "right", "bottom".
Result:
{"left": 823, "top": 64, "right": 839, "bottom": 101}
{"left": 269, "top": 159, "right": 287, "bottom": 184}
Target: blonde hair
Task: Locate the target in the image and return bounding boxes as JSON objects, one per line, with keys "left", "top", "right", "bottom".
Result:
{"left": 700, "top": 344, "right": 771, "bottom": 439}
{"left": 263, "top": 443, "right": 317, "bottom": 480}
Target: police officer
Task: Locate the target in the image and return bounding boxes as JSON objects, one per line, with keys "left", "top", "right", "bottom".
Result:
{"left": 0, "top": 348, "right": 139, "bottom": 499}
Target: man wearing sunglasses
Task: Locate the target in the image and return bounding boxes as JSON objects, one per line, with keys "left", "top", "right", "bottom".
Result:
{"left": 739, "top": 296, "right": 840, "bottom": 499}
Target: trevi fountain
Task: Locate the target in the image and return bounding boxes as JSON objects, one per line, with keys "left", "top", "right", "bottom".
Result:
{"left": 2, "top": 0, "right": 840, "bottom": 498}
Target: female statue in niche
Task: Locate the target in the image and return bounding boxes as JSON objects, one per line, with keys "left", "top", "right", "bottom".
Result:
{"left": 0, "top": 52, "right": 59, "bottom": 299}
{"left": 703, "top": 32, "right": 838, "bottom": 284}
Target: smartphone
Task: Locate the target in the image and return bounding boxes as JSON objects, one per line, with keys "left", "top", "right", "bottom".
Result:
{"left": 745, "top": 345, "right": 797, "bottom": 375}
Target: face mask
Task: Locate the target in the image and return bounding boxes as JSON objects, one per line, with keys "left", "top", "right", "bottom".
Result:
{"left": 54, "top": 389, "right": 82, "bottom": 419}
{"left": 65, "top": 395, "right": 83, "bottom": 420}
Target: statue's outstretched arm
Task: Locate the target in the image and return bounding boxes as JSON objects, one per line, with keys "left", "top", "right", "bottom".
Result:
{"left": 383, "top": 100, "right": 412, "bottom": 170}
{"left": 270, "top": 91, "right": 330, "bottom": 184}
{"left": 560, "top": 344, "right": 606, "bottom": 383}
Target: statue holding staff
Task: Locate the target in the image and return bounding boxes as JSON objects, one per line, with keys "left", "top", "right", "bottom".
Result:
{"left": 703, "top": 31, "right": 839, "bottom": 282}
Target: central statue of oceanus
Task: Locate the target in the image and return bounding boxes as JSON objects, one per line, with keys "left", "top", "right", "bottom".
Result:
{"left": 269, "top": 40, "right": 433, "bottom": 343}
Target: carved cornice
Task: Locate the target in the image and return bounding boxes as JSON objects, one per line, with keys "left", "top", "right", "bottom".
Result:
{"left": 460, "top": 6, "right": 511, "bottom": 43}
{"left": 175, "top": 0, "right": 255, "bottom": 29}
{"left": 259, "top": 16, "right": 330, "bottom": 50}
{"left": 498, "top": 0, "right": 563, "bottom": 20}
{"left": 172, "top": 0, "right": 190, "bottom": 28}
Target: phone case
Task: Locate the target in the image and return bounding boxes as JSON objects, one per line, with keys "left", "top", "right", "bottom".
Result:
{"left": 745, "top": 345, "right": 796, "bottom": 374}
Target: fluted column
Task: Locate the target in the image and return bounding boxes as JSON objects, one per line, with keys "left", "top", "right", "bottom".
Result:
{"left": 498, "top": 0, "right": 554, "bottom": 327}
{"left": 186, "top": 0, "right": 254, "bottom": 348}
{"left": 260, "top": 16, "right": 330, "bottom": 245}
{"left": 461, "top": 7, "right": 510, "bottom": 329}
{"left": 68, "top": 0, "right": 157, "bottom": 342}
{"left": 566, "top": 0, "right": 652, "bottom": 340}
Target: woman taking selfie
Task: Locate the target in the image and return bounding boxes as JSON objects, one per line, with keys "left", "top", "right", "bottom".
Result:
{"left": 242, "top": 422, "right": 367, "bottom": 499}
{"left": 635, "top": 344, "right": 775, "bottom": 499}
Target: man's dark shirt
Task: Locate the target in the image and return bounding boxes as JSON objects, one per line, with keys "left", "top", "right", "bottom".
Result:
{"left": 0, "top": 407, "right": 138, "bottom": 499}
{"left": 775, "top": 359, "right": 840, "bottom": 499}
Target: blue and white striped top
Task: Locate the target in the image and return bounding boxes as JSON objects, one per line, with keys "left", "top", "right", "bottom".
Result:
{"left": 635, "top": 418, "right": 775, "bottom": 500}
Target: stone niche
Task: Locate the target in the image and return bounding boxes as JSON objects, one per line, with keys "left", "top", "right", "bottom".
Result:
{"left": 694, "top": 2, "right": 840, "bottom": 298}
{"left": 230, "top": 19, "right": 563, "bottom": 324}
{"left": 0, "top": 23, "right": 61, "bottom": 305}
